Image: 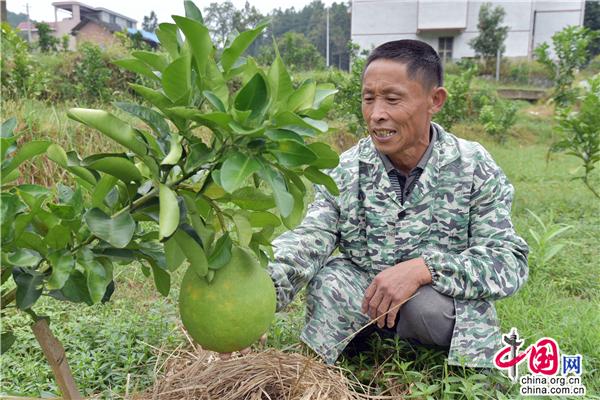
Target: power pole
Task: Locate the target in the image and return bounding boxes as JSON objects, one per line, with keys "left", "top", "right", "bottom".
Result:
{"left": 26, "top": 3, "right": 32, "bottom": 43}
{"left": 326, "top": 6, "right": 330, "bottom": 67}
{"left": 1, "top": 0, "right": 7, "bottom": 24}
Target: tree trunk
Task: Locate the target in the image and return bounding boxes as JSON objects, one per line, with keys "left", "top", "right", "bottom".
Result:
{"left": 31, "top": 318, "right": 83, "bottom": 400}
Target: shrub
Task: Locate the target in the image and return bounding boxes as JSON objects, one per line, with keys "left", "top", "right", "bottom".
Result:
{"left": 332, "top": 56, "right": 365, "bottom": 135}
{"left": 72, "top": 42, "right": 113, "bottom": 102}
{"left": 435, "top": 67, "right": 476, "bottom": 129}
{"left": 479, "top": 99, "right": 518, "bottom": 142}
{"left": 258, "top": 32, "right": 325, "bottom": 71}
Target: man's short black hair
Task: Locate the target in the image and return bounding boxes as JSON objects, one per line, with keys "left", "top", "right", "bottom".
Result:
{"left": 364, "top": 39, "right": 443, "bottom": 89}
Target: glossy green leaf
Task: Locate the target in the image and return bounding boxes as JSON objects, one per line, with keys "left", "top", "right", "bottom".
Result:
{"left": 174, "top": 229, "right": 208, "bottom": 277}
{"left": 1, "top": 140, "right": 51, "bottom": 177}
{"left": 220, "top": 152, "right": 261, "bottom": 193}
{"left": 302, "top": 85, "right": 338, "bottom": 118}
{"left": 67, "top": 109, "right": 147, "bottom": 156}
{"left": 207, "top": 232, "right": 232, "bottom": 270}
{"left": 46, "top": 144, "right": 68, "bottom": 167}
{"left": 282, "top": 179, "right": 305, "bottom": 229}
{"left": 1, "top": 331, "right": 16, "bottom": 355}
{"left": 247, "top": 211, "right": 281, "bottom": 227}
{"left": 80, "top": 256, "right": 111, "bottom": 304}
{"left": 13, "top": 268, "right": 43, "bottom": 310}
{"left": 184, "top": 141, "right": 211, "bottom": 172}
{"left": 47, "top": 250, "right": 75, "bottom": 290}
{"left": 84, "top": 208, "right": 136, "bottom": 248}
{"left": 168, "top": 108, "right": 232, "bottom": 129}
{"left": 1, "top": 117, "right": 16, "bottom": 137}
{"left": 15, "top": 184, "right": 50, "bottom": 209}
{"left": 272, "top": 112, "right": 319, "bottom": 137}
{"left": 15, "top": 232, "right": 47, "bottom": 257}
{"left": 129, "top": 84, "right": 174, "bottom": 111}
{"left": 47, "top": 270, "right": 92, "bottom": 305}
{"left": 161, "top": 134, "right": 183, "bottom": 166}
{"left": 268, "top": 52, "right": 293, "bottom": 113}
{"left": 205, "top": 58, "right": 229, "bottom": 106}
{"left": 113, "top": 58, "right": 160, "bottom": 81}
{"left": 173, "top": 16, "right": 212, "bottom": 76}
{"left": 45, "top": 224, "right": 71, "bottom": 249}
{"left": 92, "top": 175, "right": 119, "bottom": 209}
{"left": 84, "top": 155, "right": 142, "bottom": 183}
{"left": 114, "top": 102, "right": 170, "bottom": 140}
{"left": 221, "top": 21, "right": 269, "bottom": 72}
{"left": 162, "top": 55, "right": 191, "bottom": 103}
{"left": 230, "top": 186, "right": 275, "bottom": 211}
{"left": 159, "top": 184, "right": 179, "bottom": 240}
{"left": 304, "top": 166, "right": 340, "bottom": 196}
{"left": 287, "top": 79, "right": 316, "bottom": 112}
{"left": 233, "top": 213, "right": 252, "bottom": 246}
{"left": 203, "top": 90, "right": 226, "bottom": 112}
{"left": 7, "top": 249, "right": 41, "bottom": 267}
{"left": 150, "top": 261, "right": 170, "bottom": 296}
{"left": 164, "top": 235, "right": 185, "bottom": 271}
{"left": 156, "top": 23, "right": 179, "bottom": 60}
{"left": 234, "top": 72, "right": 269, "bottom": 120}
{"left": 184, "top": 0, "right": 204, "bottom": 22}
{"left": 258, "top": 166, "right": 294, "bottom": 218}
{"left": 131, "top": 51, "right": 168, "bottom": 72}
{"left": 307, "top": 143, "right": 340, "bottom": 169}
{"left": 265, "top": 129, "right": 304, "bottom": 143}
{"left": 270, "top": 140, "right": 317, "bottom": 168}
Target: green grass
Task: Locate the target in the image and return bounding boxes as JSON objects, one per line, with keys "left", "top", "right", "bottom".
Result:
{"left": 1, "top": 98, "right": 599, "bottom": 399}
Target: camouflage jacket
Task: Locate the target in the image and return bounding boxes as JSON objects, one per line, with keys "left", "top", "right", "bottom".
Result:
{"left": 268, "top": 123, "right": 529, "bottom": 367}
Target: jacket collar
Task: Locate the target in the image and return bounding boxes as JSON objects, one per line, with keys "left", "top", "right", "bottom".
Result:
{"left": 358, "top": 123, "right": 460, "bottom": 207}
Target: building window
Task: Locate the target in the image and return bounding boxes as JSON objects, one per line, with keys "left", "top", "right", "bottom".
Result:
{"left": 438, "top": 37, "right": 453, "bottom": 63}
{"left": 127, "top": 21, "right": 134, "bottom": 29}
{"left": 110, "top": 14, "right": 116, "bottom": 24}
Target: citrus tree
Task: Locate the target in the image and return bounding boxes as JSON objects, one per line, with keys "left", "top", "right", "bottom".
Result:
{"left": 1, "top": 1, "right": 339, "bottom": 396}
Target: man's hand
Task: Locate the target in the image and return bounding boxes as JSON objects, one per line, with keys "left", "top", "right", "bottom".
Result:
{"left": 361, "top": 257, "right": 432, "bottom": 329}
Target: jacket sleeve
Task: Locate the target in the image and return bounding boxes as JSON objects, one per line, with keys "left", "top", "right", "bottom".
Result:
{"left": 267, "top": 186, "right": 341, "bottom": 311}
{"left": 421, "top": 155, "right": 529, "bottom": 300}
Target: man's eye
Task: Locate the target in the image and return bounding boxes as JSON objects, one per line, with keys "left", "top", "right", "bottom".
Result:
{"left": 387, "top": 98, "right": 400, "bottom": 102}
{"left": 363, "top": 97, "right": 374, "bottom": 102}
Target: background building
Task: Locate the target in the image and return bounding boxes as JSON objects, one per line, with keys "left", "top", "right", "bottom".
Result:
{"left": 351, "top": 0, "right": 586, "bottom": 60}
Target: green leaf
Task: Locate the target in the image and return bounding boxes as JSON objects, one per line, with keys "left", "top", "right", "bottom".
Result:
{"left": 92, "top": 175, "right": 119, "bottom": 209}
{"left": 47, "top": 250, "right": 75, "bottom": 290}
{"left": 15, "top": 232, "right": 47, "bottom": 257}
{"left": 131, "top": 51, "right": 168, "bottom": 72}
{"left": 1, "top": 117, "right": 17, "bottom": 138}
{"left": 162, "top": 55, "right": 191, "bottom": 103}
{"left": 113, "top": 58, "right": 160, "bottom": 81}
{"left": 173, "top": 229, "right": 208, "bottom": 277}
{"left": 173, "top": 16, "right": 212, "bottom": 76}
{"left": 270, "top": 140, "right": 317, "bottom": 168}
{"left": 184, "top": 141, "right": 211, "bottom": 173}
{"left": 161, "top": 134, "right": 183, "bottom": 166}
{"left": 46, "top": 143, "right": 68, "bottom": 167}
{"left": 302, "top": 85, "right": 338, "bottom": 119}
{"left": 287, "top": 79, "right": 317, "bottom": 112}
{"left": 114, "top": 102, "right": 170, "bottom": 140}
{"left": 207, "top": 233, "right": 232, "bottom": 270}
{"left": 307, "top": 143, "right": 340, "bottom": 169}
{"left": 230, "top": 186, "right": 275, "bottom": 211}
{"left": 220, "top": 152, "right": 261, "bottom": 193}
{"left": 47, "top": 270, "right": 92, "bottom": 305}
{"left": 268, "top": 53, "right": 293, "bottom": 113}
{"left": 129, "top": 84, "right": 174, "bottom": 111}
{"left": 45, "top": 224, "right": 71, "bottom": 249}
{"left": 282, "top": 179, "right": 305, "bottom": 229}
{"left": 84, "top": 208, "right": 136, "bottom": 248}
{"left": 233, "top": 213, "right": 252, "bottom": 246}
{"left": 67, "top": 109, "right": 147, "bottom": 156}
{"left": 159, "top": 184, "right": 179, "bottom": 240}
{"left": 83, "top": 154, "right": 142, "bottom": 184}
{"left": 168, "top": 108, "right": 232, "bottom": 129}
{"left": 80, "top": 255, "right": 111, "bottom": 304}
{"left": 272, "top": 112, "right": 320, "bottom": 137}
{"left": 164, "top": 236, "right": 185, "bottom": 271}
{"left": 221, "top": 21, "right": 269, "bottom": 72}
{"left": 258, "top": 166, "right": 294, "bottom": 218}
{"left": 184, "top": 0, "right": 204, "bottom": 22}
{"left": 247, "top": 211, "right": 281, "bottom": 227}
{"left": 203, "top": 90, "right": 226, "bottom": 112}
{"left": 1, "top": 331, "right": 16, "bottom": 355}
{"left": 7, "top": 249, "right": 42, "bottom": 267}
{"left": 265, "top": 129, "right": 304, "bottom": 143}
{"left": 304, "top": 166, "right": 339, "bottom": 196}
{"left": 150, "top": 262, "right": 170, "bottom": 296}
{"left": 156, "top": 23, "right": 179, "bottom": 60}
{"left": 234, "top": 72, "right": 269, "bottom": 120}
{"left": 13, "top": 267, "right": 43, "bottom": 310}
{"left": 1, "top": 140, "right": 51, "bottom": 177}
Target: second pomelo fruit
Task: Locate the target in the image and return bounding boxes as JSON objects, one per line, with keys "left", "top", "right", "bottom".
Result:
{"left": 179, "top": 245, "right": 276, "bottom": 353}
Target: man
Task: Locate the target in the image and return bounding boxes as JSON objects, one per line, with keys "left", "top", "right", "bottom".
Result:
{"left": 268, "top": 40, "right": 529, "bottom": 368}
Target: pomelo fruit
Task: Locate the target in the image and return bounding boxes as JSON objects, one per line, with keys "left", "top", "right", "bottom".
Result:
{"left": 179, "top": 245, "right": 276, "bottom": 353}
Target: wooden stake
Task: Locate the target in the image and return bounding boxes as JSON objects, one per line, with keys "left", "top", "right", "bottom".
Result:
{"left": 31, "top": 318, "right": 83, "bottom": 400}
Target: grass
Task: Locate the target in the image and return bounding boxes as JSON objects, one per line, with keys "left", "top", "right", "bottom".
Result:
{"left": 1, "top": 96, "right": 599, "bottom": 399}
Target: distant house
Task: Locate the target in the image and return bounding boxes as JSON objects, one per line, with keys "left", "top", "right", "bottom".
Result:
{"left": 351, "top": 0, "right": 586, "bottom": 61}
{"left": 16, "top": 21, "right": 58, "bottom": 42}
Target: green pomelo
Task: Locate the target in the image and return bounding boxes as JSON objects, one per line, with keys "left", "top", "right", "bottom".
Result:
{"left": 179, "top": 246, "right": 276, "bottom": 353}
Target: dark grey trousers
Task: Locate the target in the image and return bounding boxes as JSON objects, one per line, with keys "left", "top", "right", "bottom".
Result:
{"left": 345, "top": 285, "right": 455, "bottom": 356}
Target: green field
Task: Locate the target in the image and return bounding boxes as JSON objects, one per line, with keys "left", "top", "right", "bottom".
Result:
{"left": 1, "top": 98, "right": 599, "bottom": 399}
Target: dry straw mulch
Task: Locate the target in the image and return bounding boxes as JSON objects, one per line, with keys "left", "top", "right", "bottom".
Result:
{"left": 141, "top": 342, "right": 409, "bottom": 400}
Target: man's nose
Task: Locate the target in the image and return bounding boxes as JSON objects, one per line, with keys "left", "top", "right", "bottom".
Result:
{"left": 370, "top": 101, "right": 388, "bottom": 122}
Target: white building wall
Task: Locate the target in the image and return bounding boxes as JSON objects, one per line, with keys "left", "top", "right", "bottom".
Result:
{"left": 351, "top": 0, "right": 585, "bottom": 60}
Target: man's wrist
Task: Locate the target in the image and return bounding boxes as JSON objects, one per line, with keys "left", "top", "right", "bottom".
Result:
{"left": 413, "top": 257, "right": 433, "bottom": 285}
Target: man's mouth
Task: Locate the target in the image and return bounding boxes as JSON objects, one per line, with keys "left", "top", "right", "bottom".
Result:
{"left": 372, "top": 129, "right": 397, "bottom": 139}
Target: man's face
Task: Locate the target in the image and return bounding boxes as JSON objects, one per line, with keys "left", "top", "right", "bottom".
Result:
{"left": 361, "top": 59, "right": 437, "bottom": 158}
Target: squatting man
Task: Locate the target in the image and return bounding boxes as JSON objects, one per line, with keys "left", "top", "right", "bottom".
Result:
{"left": 233, "top": 39, "right": 529, "bottom": 368}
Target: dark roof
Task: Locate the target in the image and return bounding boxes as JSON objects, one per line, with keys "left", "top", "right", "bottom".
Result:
{"left": 71, "top": 16, "right": 122, "bottom": 34}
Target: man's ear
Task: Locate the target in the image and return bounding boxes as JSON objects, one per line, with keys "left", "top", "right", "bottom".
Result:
{"left": 429, "top": 87, "right": 448, "bottom": 115}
